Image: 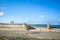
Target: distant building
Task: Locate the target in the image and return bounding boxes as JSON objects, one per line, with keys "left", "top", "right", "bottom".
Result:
{"left": 10, "top": 21, "right": 14, "bottom": 24}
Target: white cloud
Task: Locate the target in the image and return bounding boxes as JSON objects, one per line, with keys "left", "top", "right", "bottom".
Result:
{"left": 0, "top": 11, "right": 4, "bottom": 16}
{"left": 40, "top": 15, "right": 45, "bottom": 18}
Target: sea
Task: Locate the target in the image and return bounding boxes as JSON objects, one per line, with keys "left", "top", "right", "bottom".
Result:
{"left": 30, "top": 24, "right": 60, "bottom": 29}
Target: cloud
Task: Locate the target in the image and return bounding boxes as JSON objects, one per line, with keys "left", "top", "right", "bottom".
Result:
{"left": 0, "top": 11, "right": 4, "bottom": 16}
{"left": 40, "top": 15, "right": 45, "bottom": 18}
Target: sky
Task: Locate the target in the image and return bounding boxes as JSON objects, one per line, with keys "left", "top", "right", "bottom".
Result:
{"left": 0, "top": 0, "right": 60, "bottom": 24}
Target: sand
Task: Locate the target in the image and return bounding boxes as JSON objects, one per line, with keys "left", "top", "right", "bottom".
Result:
{"left": 0, "top": 25, "right": 60, "bottom": 40}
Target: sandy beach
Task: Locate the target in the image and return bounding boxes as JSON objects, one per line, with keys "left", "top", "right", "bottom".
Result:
{"left": 0, "top": 26, "right": 60, "bottom": 32}
{"left": 30, "top": 27, "right": 60, "bottom": 32}
{"left": 0, "top": 24, "right": 60, "bottom": 40}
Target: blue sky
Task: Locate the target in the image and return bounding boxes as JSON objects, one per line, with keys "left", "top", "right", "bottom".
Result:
{"left": 0, "top": 0, "right": 60, "bottom": 24}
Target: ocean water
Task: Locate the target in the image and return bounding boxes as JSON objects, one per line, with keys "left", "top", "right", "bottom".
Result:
{"left": 30, "top": 24, "right": 60, "bottom": 29}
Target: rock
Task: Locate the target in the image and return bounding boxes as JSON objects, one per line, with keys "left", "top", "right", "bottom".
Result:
{"left": 47, "top": 24, "right": 52, "bottom": 29}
